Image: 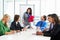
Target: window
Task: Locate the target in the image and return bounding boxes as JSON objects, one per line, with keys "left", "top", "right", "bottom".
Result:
{"left": 4, "top": 0, "right": 14, "bottom": 25}
{"left": 4, "top": 0, "right": 14, "bottom": 21}
{"left": 0, "top": 0, "right": 3, "bottom": 20}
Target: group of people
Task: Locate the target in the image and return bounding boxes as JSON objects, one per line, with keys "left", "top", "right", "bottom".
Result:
{"left": 36, "top": 14, "right": 60, "bottom": 40}
{"left": 0, "top": 8, "right": 34, "bottom": 36}
{"left": 0, "top": 8, "right": 60, "bottom": 40}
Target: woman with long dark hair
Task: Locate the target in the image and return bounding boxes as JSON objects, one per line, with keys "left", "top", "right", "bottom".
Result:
{"left": 49, "top": 14, "right": 60, "bottom": 40}
{"left": 23, "top": 8, "right": 32, "bottom": 28}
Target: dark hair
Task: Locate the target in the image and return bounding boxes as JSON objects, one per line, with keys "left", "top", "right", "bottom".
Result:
{"left": 48, "top": 14, "right": 59, "bottom": 24}
{"left": 51, "top": 14, "right": 59, "bottom": 24}
{"left": 26, "top": 8, "right": 32, "bottom": 15}
{"left": 48, "top": 14, "right": 52, "bottom": 17}
{"left": 14, "top": 15, "right": 20, "bottom": 22}
{"left": 43, "top": 15, "right": 46, "bottom": 21}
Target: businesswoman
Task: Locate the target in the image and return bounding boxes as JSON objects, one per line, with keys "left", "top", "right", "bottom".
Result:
{"left": 23, "top": 8, "right": 32, "bottom": 28}
{"left": 36, "top": 14, "right": 60, "bottom": 40}
{"left": 10, "top": 15, "right": 23, "bottom": 32}
{"left": 0, "top": 14, "right": 14, "bottom": 36}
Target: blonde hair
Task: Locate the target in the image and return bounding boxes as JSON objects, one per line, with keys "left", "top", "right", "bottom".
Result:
{"left": 3, "top": 14, "right": 10, "bottom": 19}
{"left": 2, "top": 14, "right": 10, "bottom": 26}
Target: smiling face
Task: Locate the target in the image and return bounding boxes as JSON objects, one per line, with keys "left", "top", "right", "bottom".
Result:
{"left": 27, "top": 9, "right": 30, "bottom": 14}
{"left": 17, "top": 17, "right": 20, "bottom": 22}
{"left": 48, "top": 16, "right": 54, "bottom": 23}
{"left": 5, "top": 17, "right": 10, "bottom": 23}
{"left": 41, "top": 16, "right": 45, "bottom": 21}
{"left": 41, "top": 16, "right": 46, "bottom": 21}
{"left": 2, "top": 14, "right": 10, "bottom": 23}
{"left": 27, "top": 8, "right": 32, "bottom": 15}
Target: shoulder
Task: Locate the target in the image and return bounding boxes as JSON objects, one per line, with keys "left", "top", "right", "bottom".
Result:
{"left": 0, "top": 20, "right": 3, "bottom": 25}
{"left": 11, "top": 21, "right": 16, "bottom": 24}
{"left": 57, "top": 24, "right": 60, "bottom": 27}
{"left": 0, "top": 21, "right": 4, "bottom": 27}
{"left": 36, "top": 21, "right": 40, "bottom": 24}
{"left": 54, "top": 24, "right": 60, "bottom": 28}
{"left": 24, "top": 12, "right": 27, "bottom": 14}
{"left": 56, "top": 24, "right": 60, "bottom": 26}
{"left": 37, "top": 21, "right": 41, "bottom": 23}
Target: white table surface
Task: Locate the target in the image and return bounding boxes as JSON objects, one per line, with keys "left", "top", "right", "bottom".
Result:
{"left": 0, "top": 29, "right": 50, "bottom": 40}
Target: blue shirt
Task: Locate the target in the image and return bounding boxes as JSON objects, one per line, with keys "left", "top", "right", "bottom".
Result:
{"left": 36, "top": 21, "right": 48, "bottom": 31}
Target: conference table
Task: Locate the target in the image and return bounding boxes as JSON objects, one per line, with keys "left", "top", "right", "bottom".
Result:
{"left": 0, "top": 29, "right": 50, "bottom": 40}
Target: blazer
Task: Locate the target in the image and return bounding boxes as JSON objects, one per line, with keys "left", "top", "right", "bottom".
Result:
{"left": 44, "top": 24, "right": 60, "bottom": 40}
{"left": 10, "top": 21, "right": 23, "bottom": 31}
{"left": 23, "top": 12, "right": 30, "bottom": 26}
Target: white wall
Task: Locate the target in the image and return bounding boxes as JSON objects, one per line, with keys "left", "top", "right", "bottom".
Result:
{"left": 4, "top": 0, "right": 14, "bottom": 21}
{"left": 41, "top": 0, "right": 56, "bottom": 16}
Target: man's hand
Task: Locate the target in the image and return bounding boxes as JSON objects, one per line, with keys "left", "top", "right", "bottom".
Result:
{"left": 36, "top": 31, "right": 43, "bottom": 35}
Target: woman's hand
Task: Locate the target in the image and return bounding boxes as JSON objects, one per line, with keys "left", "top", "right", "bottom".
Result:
{"left": 22, "top": 27, "right": 27, "bottom": 31}
{"left": 5, "top": 31, "right": 15, "bottom": 35}
{"left": 16, "top": 30, "right": 20, "bottom": 32}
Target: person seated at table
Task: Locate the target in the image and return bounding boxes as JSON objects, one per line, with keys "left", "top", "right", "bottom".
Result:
{"left": 36, "top": 15, "right": 48, "bottom": 32}
{"left": 10, "top": 15, "right": 24, "bottom": 32}
{"left": 36, "top": 14, "right": 53, "bottom": 34}
{"left": 44, "top": 14, "right": 54, "bottom": 32}
{"left": 0, "top": 14, "right": 14, "bottom": 36}
{"left": 36, "top": 14, "right": 60, "bottom": 40}
{"left": 36, "top": 14, "right": 54, "bottom": 34}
